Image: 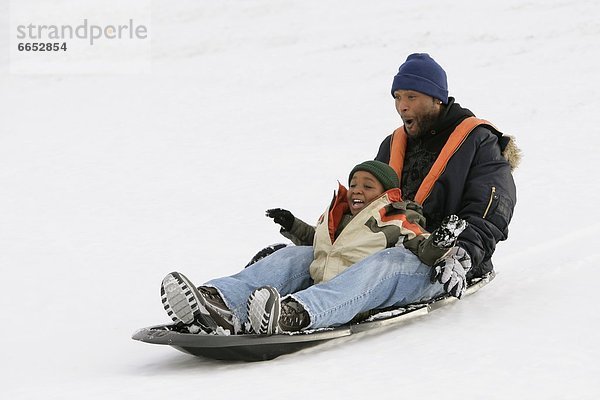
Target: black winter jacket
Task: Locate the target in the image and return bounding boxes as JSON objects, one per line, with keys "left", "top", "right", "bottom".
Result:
{"left": 375, "top": 98, "right": 517, "bottom": 278}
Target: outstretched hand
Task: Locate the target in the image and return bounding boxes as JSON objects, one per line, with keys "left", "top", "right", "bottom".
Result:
{"left": 430, "top": 246, "right": 472, "bottom": 298}
{"left": 265, "top": 208, "right": 295, "bottom": 231}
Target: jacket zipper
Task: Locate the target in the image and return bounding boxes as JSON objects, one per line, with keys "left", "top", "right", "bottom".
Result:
{"left": 483, "top": 186, "right": 496, "bottom": 219}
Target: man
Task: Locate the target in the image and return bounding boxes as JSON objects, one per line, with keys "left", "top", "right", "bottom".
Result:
{"left": 376, "top": 53, "right": 518, "bottom": 280}
{"left": 160, "top": 53, "right": 519, "bottom": 335}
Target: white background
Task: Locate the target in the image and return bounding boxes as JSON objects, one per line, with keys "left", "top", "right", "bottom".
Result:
{"left": 1, "top": 0, "right": 599, "bottom": 399}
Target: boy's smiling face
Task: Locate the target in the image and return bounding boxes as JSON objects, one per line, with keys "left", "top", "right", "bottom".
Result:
{"left": 347, "top": 171, "right": 385, "bottom": 215}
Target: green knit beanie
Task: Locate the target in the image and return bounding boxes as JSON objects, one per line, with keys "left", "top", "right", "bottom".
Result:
{"left": 348, "top": 160, "right": 400, "bottom": 191}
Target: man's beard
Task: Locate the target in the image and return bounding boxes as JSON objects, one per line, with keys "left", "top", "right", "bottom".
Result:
{"left": 406, "top": 110, "right": 439, "bottom": 139}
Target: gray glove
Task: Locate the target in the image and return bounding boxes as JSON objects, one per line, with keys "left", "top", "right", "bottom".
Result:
{"left": 430, "top": 246, "right": 472, "bottom": 298}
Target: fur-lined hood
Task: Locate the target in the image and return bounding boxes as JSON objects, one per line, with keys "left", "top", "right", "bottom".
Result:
{"left": 502, "top": 135, "right": 522, "bottom": 171}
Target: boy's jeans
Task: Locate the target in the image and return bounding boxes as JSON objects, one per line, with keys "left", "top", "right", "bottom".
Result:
{"left": 206, "top": 245, "right": 445, "bottom": 329}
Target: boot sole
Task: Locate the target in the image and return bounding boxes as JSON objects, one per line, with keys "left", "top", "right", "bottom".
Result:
{"left": 247, "top": 286, "right": 280, "bottom": 335}
{"left": 161, "top": 272, "right": 217, "bottom": 330}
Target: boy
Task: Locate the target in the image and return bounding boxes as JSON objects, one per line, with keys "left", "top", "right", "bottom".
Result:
{"left": 161, "top": 161, "right": 464, "bottom": 335}
{"left": 266, "top": 160, "right": 460, "bottom": 283}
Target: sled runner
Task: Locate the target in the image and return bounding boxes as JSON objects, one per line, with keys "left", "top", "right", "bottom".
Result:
{"left": 132, "top": 272, "right": 495, "bottom": 362}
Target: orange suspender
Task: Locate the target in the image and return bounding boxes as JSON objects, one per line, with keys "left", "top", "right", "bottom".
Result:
{"left": 388, "top": 127, "right": 407, "bottom": 178}
{"left": 389, "top": 117, "right": 494, "bottom": 205}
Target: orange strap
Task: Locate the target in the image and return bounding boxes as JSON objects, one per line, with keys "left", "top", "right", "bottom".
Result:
{"left": 389, "top": 117, "right": 494, "bottom": 204}
{"left": 388, "top": 127, "right": 407, "bottom": 179}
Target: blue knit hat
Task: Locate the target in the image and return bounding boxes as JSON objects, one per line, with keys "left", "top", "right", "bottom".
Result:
{"left": 391, "top": 53, "right": 449, "bottom": 104}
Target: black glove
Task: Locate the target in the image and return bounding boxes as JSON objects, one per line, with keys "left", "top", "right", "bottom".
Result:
{"left": 430, "top": 246, "right": 472, "bottom": 298}
{"left": 430, "top": 215, "right": 467, "bottom": 249}
{"left": 265, "top": 208, "right": 295, "bottom": 231}
{"left": 245, "top": 243, "right": 288, "bottom": 268}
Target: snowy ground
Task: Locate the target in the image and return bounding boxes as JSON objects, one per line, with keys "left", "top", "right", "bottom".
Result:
{"left": 1, "top": 0, "right": 599, "bottom": 399}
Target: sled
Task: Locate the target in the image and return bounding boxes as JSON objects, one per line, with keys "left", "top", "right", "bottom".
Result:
{"left": 132, "top": 272, "right": 495, "bottom": 362}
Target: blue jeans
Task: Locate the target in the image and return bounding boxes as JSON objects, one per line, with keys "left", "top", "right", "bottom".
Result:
{"left": 206, "top": 246, "right": 445, "bottom": 329}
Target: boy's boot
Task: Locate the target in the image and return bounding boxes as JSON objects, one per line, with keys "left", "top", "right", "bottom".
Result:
{"left": 279, "top": 299, "right": 310, "bottom": 332}
{"left": 247, "top": 286, "right": 309, "bottom": 334}
{"left": 161, "top": 272, "right": 234, "bottom": 334}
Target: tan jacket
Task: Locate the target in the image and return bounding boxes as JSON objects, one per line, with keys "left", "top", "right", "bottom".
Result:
{"left": 282, "top": 184, "right": 449, "bottom": 284}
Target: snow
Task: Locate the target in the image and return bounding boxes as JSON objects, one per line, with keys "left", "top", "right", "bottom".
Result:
{"left": 1, "top": 0, "right": 599, "bottom": 398}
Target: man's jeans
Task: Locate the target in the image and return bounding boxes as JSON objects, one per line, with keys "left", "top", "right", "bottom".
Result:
{"left": 206, "top": 246, "right": 445, "bottom": 329}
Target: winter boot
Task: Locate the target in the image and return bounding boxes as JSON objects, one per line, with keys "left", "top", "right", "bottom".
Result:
{"left": 279, "top": 299, "right": 310, "bottom": 332}
{"left": 247, "top": 286, "right": 310, "bottom": 334}
{"left": 161, "top": 272, "right": 234, "bottom": 334}
{"left": 197, "top": 286, "right": 235, "bottom": 332}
